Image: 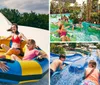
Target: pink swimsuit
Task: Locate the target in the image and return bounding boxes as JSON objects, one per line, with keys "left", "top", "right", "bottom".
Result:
{"left": 59, "top": 31, "right": 67, "bottom": 37}
{"left": 23, "top": 49, "right": 39, "bottom": 60}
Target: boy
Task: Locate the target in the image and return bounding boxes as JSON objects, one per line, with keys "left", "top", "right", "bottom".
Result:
{"left": 50, "top": 54, "right": 66, "bottom": 77}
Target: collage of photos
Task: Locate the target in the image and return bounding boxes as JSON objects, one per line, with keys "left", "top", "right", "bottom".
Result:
{"left": 0, "top": 0, "right": 100, "bottom": 85}
{"left": 50, "top": 0, "right": 100, "bottom": 85}
{"left": 0, "top": 0, "right": 49, "bottom": 85}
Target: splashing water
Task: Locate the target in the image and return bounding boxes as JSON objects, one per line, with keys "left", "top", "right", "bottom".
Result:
{"left": 50, "top": 14, "right": 100, "bottom": 41}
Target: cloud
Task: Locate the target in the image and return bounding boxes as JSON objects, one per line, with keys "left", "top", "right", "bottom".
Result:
{"left": 0, "top": 0, "right": 49, "bottom": 14}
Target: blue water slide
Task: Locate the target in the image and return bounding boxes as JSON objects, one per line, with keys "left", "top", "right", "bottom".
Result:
{"left": 50, "top": 53, "right": 83, "bottom": 64}
{"left": 69, "top": 57, "right": 88, "bottom": 73}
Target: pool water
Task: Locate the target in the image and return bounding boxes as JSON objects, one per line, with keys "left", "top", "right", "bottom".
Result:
{"left": 50, "top": 50, "right": 100, "bottom": 85}
{"left": 50, "top": 14, "right": 100, "bottom": 41}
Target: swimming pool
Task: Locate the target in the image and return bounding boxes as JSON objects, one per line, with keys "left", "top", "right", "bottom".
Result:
{"left": 50, "top": 50, "right": 100, "bottom": 85}
{"left": 50, "top": 14, "right": 100, "bottom": 41}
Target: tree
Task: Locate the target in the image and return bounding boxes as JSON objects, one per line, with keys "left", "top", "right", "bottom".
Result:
{"left": 0, "top": 8, "right": 49, "bottom": 30}
{"left": 50, "top": 43, "right": 65, "bottom": 54}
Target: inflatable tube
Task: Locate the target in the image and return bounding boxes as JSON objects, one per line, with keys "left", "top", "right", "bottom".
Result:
{"left": 0, "top": 58, "right": 48, "bottom": 84}
{"left": 0, "top": 39, "right": 49, "bottom": 84}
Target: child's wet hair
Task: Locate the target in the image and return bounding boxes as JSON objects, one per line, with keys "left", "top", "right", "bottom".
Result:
{"left": 59, "top": 54, "right": 66, "bottom": 59}
{"left": 27, "top": 39, "right": 36, "bottom": 44}
{"left": 89, "top": 60, "right": 96, "bottom": 68}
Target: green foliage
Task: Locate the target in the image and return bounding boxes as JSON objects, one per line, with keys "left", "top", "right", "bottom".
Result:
{"left": 0, "top": 8, "right": 49, "bottom": 30}
{"left": 96, "top": 44, "right": 100, "bottom": 49}
{"left": 69, "top": 43, "right": 76, "bottom": 49}
{"left": 69, "top": 13, "right": 79, "bottom": 24}
{"left": 50, "top": 43, "right": 65, "bottom": 54}
{"left": 50, "top": 1, "right": 80, "bottom": 14}
{"left": 91, "top": 12, "right": 100, "bottom": 24}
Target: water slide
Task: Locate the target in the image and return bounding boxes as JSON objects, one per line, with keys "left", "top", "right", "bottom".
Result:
{"left": 51, "top": 50, "right": 100, "bottom": 85}
{"left": 50, "top": 53, "right": 83, "bottom": 64}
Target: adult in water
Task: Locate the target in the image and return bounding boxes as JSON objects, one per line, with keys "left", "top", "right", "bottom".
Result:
{"left": 0, "top": 23, "right": 27, "bottom": 56}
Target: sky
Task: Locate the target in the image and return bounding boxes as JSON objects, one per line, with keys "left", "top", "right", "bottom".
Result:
{"left": 50, "top": 0, "right": 87, "bottom": 5}
{"left": 76, "top": 0, "right": 87, "bottom": 5}
{"left": 0, "top": 0, "right": 49, "bottom": 14}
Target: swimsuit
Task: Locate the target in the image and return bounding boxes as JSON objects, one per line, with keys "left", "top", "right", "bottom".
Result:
{"left": 16, "top": 48, "right": 24, "bottom": 56}
{"left": 12, "top": 35, "right": 21, "bottom": 44}
{"left": 23, "top": 49, "right": 39, "bottom": 60}
{"left": 12, "top": 35, "right": 23, "bottom": 55}
{"left": 50, "top": 69, "right": 54, "bottom": 77}
{"left": 59, "top": 31, "right": 67, "bottom": 37}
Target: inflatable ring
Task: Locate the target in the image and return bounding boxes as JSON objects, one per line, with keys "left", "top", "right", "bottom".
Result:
{"left": 0, "top": 39, "right": 49, "bottom": 84}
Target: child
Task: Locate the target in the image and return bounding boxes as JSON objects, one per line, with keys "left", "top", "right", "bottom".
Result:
{"left": 0, "top": 23, "right": 27, "bottom": 55}
{"left": 11, "top": 39, "right": 47, "bottom": 60}
{"left": 81, "top": 60, "right": 99, "bottom": 85}
{"left": 50, "top": 54, "right": 66, "bottom": 77}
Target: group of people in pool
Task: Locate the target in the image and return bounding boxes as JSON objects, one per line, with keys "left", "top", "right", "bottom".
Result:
{"left": 51, "top": 15, "right": 83, "bottom": 41}
{"left": 0, "top": 23, "right": 47, "bottom": 72}
{"left": 50, "top": 51, "right": 100, "bottom": 85}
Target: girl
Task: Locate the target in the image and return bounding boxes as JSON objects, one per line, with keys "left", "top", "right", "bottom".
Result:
{"left": 11, "top": 39, "right": 47, "bottom": 61}
{"left": 81, "top": 60, "right": 99, "bottom": 85}
{"left": 0, "top": 23, "right": 27, "bottom": 55}
{"left": 56, "top": 24, "right": 70, "bottom": 41}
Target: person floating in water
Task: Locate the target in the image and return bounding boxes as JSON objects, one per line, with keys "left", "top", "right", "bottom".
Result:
{"left": 50, "top": 54, "right": 66, "bottom": 77}
{"left": 81, "top": 60, "right": 99, "bottom": 85}
{"left": 51, "top": 24, "right": 70, "bottom": 41}
{"left": 72, "top": 21, "right": 83, "bottom": 31}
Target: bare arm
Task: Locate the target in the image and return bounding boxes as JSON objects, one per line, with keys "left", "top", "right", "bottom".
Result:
{"left": 38, "top": 51, "right": 48, "bottom": 59}
{"left": 50, "top": 30, "right": 58, "bottom": 34}
{"left": 59, "top": 61, "right": 63, "bottom": 70}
